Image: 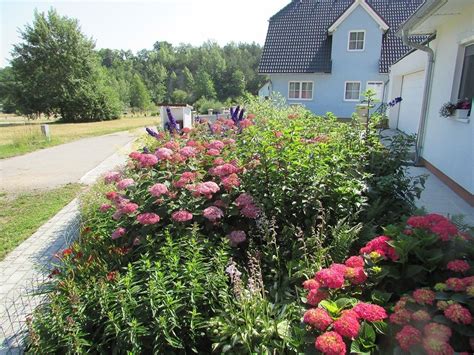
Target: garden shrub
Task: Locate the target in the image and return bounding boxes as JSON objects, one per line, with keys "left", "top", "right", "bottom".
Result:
{"left": 301, "top": 213, "right": 473, "bottom": 354}
{"left": 27, "top": 98, "right": 428, "bottom": 353}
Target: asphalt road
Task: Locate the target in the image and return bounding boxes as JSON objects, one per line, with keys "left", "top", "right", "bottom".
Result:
{"left": 0, "top": 131, "right": 136, "bottom": 194}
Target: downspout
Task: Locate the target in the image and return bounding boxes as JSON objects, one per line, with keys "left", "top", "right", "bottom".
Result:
{"left": 401, "top": 30, "right": 435, "bottom": 166}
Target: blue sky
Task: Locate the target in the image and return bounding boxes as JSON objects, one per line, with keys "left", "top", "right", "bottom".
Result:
{"left": 0, "top": 0, "right": 290, "bottom": 68}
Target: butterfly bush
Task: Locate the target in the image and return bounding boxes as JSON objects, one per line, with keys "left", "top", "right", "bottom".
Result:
{"left": 302, "top": 212, "right": 473, "bottom": 354}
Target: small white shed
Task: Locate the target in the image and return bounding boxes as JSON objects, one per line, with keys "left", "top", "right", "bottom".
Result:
{"left": 159, "top": 104, "right": 193, "bottom": 130}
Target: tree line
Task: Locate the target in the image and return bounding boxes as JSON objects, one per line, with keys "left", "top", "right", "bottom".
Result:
{"left": 0, "top": 9, "right": 266, "bottom": 122}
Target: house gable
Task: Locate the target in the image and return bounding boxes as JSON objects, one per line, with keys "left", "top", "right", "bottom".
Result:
{"left": 328, "top": 0, "right": 389, "bottom": 34}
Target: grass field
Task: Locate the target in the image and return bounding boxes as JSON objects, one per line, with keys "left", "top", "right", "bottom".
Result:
{"left": 0, "top": 184, "right": 84, "bottom": 260}
{"left": 0, "top": 116, "right": 160, "bottom": 159}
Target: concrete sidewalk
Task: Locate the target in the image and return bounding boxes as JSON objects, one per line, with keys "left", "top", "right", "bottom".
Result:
{"left": 408, "top": 166, "right": 474, "bottom": 226}
{"left": 0, "top": 131, "right": 136, "bottom": 194}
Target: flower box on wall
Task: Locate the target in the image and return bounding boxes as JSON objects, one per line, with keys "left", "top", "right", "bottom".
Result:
{"left": 453, "top": 109, "right": 470, "bottom": 121}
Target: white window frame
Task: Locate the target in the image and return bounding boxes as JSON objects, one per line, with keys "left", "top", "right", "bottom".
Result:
{"left": 288, "top": 81, "right": 314, "bottom": 101}
{"left": 366, "top": 81, "right": 385, "bottom": 101}
{"left": 347, "top": 30, "right": 366, "bottom": 52}
{"left": 344, "top": 81, "right": 362, "bottom": 102}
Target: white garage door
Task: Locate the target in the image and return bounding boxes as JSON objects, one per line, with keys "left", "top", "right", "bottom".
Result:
{"left": 397, "top": 71, "right": 425, "bottom": 135}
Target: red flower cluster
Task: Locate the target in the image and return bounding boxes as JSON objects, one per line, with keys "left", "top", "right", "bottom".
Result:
{"left": 359, "top": 236, "right": 398, "bottom": 261}
{"left": 407, "top": 213, "right": 459, "bottom": 241}
{"left": 446, "top": 259, "right": 470, "bottom": 273}
{"left": 315, "top": 331, "right": 346, "bottom": 355}
{"left": 303, "top": 308, "right": 333, "bottom": 331}
{"left": 413, "top": 288, "right": 436, "bottom": 305}
{"left": 352, "top": 302, "right": 387, "bottom": 322}
{"left": 444, "top": 303, "right": 472, "bottom": 324}
{"left": 396, "top": 325, "right": 421, "bottom": 351}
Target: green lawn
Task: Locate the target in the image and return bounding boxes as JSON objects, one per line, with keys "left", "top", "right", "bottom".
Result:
{"left": 0, "top": 184, "right": 84, "bottom": 260}
{"left": 0, "top": 116, "right": 160, "bottom": 159}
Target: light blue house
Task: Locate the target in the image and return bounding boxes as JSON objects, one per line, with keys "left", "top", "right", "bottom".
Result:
{"left": 259, "top": 0, "right": 424, "bottom": 118}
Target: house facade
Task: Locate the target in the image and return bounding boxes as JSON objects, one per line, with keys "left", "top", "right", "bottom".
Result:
{"left": 259, "top": 0, "right": 424, "bottom": 118}
{"left": 387, "top": 0, "right": 474, "bottom": 205}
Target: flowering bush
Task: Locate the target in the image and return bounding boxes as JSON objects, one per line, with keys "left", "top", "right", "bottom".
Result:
{"left": 27, "top": 97, "right": 429, "bottom": 353}
{"left": 302, "top": 213, "right": 474, "bottom": 354}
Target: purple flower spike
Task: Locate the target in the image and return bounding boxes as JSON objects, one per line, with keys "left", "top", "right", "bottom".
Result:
{"left": 238, "top": 108, "right": 245, "bottom": 121}
{"left": 166, "top": 107, "right": 178, "bottom": 133}
{"left": 143, "top": 146, "right": 150, "bottom": 154}
{"left": 146, "top": 127, "right": 159, "bottom": 138}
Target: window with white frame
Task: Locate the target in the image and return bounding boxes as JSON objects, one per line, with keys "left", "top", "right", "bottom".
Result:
{"left": 348, "top": 31, "right": 365, "bottom": 51}
{"left": 366, "top": 81, "right": 384, "bottom": 101}
{"left": 344, "top": 81, "right": 361, "bottom": 101}
{"left": 288, "top": 81, "right": 313, "bottom": 100}
{"left": 458, "top": 44, "right": 474, "bottom": 101}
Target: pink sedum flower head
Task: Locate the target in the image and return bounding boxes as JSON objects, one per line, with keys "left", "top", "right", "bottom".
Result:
{"left": 447, "top": 259, "right": 470, "bottom": 273}
{"left": 111, "top": 227, "right": 126, "bottom": 240}
{"left": 413, "top": 288, "right": 436, "bottom": 305}
{"left": 315, "top": 268, "right": 345, "bottom": 289}
{"left": 396, "top": 325, "right": 422, "bottom": 351}
{"left": 116, "top": 178, "right": 135, "bottom": 190}
{"left": 444, "top": 303, "right": 472, "bottom": 324}
{"left": 424, "top": 322, "right": 452, "bottom": 342}
{"left": 104, "top": 171, "right": 121, "bottom": 184}
{"left": 303, "top": 278, "right": 320, "bottom": 290}
{"left": 136, "top": 213, "right": 160, "bottom": 225}
{"left": 353, "top": 302, "right": 387, "bottom": 322}
{"left": 171, "top": 210, "right": 193, "bottom": 222}
{"left": 303, "top": 308, "right": 333, "bottom": 331}
{"left": 99, "top": 204, "right": 112, "bottom": 212}
{"left": 333, "top": 314, "right": 360, "bottom": 339}
{"left": 315, "top": 331, "right": 346, "bottom": 355}
{"left": 202, "top": 206, "right": 224, "bottom": 222}
{"left": 307, "top": 289, "right": 329, "bottom": 306}
{"left": 156, "top": 147, "right": 173, "bottom": 160}
{"left": 149, "top": 183, "right": 169, "bottom": 198}
{"left": 345, "top": 256, "right": 364, "bottom": 268}
{"left": 228, "top": 230, "right": 246, "bottom": 246}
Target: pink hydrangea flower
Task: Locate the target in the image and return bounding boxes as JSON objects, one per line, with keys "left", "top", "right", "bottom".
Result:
{"left": 413, "top": 289, "right": 436, "bottom": 305}
{"left": 307, "top": 288, "right": 329, "bottom": 306}
{"left": 105, "top": 191, "right": 118, "bottom": 201}
{"left": 208, "top": 140, "right": 225, "bottom": 150}
{"left": 179, "top": 146, "right": 197, "bottom": 158}
{"left": 396, "top": 325, "right": 422, "bottom": 351}
{"left": 155, "top": 147, "right": 173, "bottom": 160}
{"left": 116, "top": 178, "right": 135, "bottom": 190}
{"left": 139, "top": 154, "right": 159, "bottom": 168}
{"left": 446, "top": 277, "right": 466, "bottom": 292}
{"left": 191, "top": 181, "right": 220, "bottom": 198}
{"left": 240, "top": 204, "right": 260, "bottom": 219}
{"left": 412, "top": 310, "right": 431, "bottom": 322}
{"left": 202, "top": 206, "right": 224, "bottom": 222}
{"left": 345, "top": 256, "right": 364, "bottom": 268}
{"left": 303, "top": 308, "right": 333, "bottom": 331}
{"left": 111, "top": 227, "right": 126, "bottom": 240}
{"left": 163, "top": 141, "right": 180, "bottom": 151}
{"left": 353, "top": 302, "right": 387, "bottom": 322}
{"left": 149, "top": 183, "right": 169, "bottom": 197}
{"left": 359, "top": 235, "right": 398, "bottom": 261}
{"left": 171, "top": 210, "right": 193, "bottom": 222}
{"left": 104, "top": 171, "right": 121, "bottom": 184}
{"left": 206, "top": 148, "right": 220, "bottom": 156}
{"left": 444, "top": 303, "right": 472, "bottom": 324}
{"left": 228, "top": 230, "right": 246, "bottom": 246}
{"left": 422, "top": 337, "right": 454, "bottom": 355}
{"left": 345, "top": 267, "right": 367, "bottom": 285}
{"left": 447, "top": 259, "right": 470, "bottom": 273}
{"left": 389, "top": 309, "right": 412, "bottom": 325}
{"left": 240, "top": 119, "right": 253, "bottom": 129}
{"left": 315, "top": 268, "right": 345, "bottom": 289}
{"left": 315, "top": 331, "right": 346, "bottom": 355}
{"left": 210, "top": 163, "right": 240, "bottom": 176}
{"left": 223, "top": 138, "right": 235, "bottom": 145}
{"left": 235, "top": 193, "right": 254, "bottom": 207}
{"left": 120, "top": 203, "right": 139, "bottom": 215}
{"left": 303, "top": 279, "right": 320, "bottom": 290}
{"left": 424, "top": 323, "right": 452, "bottom": 342}
{"left": 333, "top": 313, "right": 360, "bottom": 339}
{"left": 221, "top": 173, "right": 240, "bottom": 191}
{"left": 136, "top": 213, "right": 160, "bottom": 225}
{"left": 99, "top": 204, "right": 112, "bottom": 212}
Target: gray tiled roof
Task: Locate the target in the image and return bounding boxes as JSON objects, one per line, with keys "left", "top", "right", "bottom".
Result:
{"left": 259, "top": 0, "right": 426, "bottom": 74}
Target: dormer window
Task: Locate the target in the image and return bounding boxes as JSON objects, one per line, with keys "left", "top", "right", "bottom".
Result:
{"left": 348, "top": 31, "right": 365, "bottom": 51}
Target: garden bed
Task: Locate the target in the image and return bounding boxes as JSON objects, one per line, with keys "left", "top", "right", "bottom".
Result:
{"left": 24, "top": 98, "right": 472, "bottom": 354}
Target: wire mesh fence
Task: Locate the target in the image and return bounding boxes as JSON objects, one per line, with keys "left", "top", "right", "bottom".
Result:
{"left": 0, "top": 208, "right": 81, "bottom": 354}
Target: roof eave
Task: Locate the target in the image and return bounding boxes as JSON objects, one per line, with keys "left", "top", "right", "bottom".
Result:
{"left": 395, "top": 0, "right": 447, "bottom": 36}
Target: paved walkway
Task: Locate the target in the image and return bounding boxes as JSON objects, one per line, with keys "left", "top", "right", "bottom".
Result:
{"left": 0, "top": 134, "right": 136, "bottom": 353}
{"left": 0, "top": 131, "right": 136, "bottom": 194}
{"left": 409, "top": 166, "right": 474, "bottom": 226}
